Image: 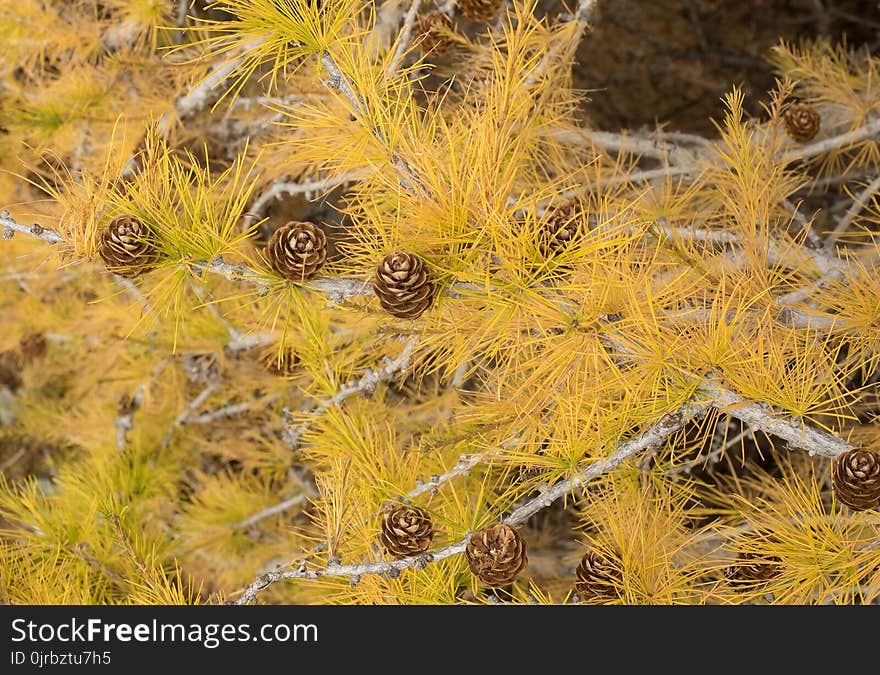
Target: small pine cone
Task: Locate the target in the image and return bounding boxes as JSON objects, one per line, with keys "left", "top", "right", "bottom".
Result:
{"left": 458, "top": 0, "right": 503, "bottom": 22}
{"left": 417, "top": 11, "right": 455, "bottom": 54}
{"left": 372, "top": 251, "right": 436, "bottom": 319}
{"left": 832, "top": 448, "right": 880, "bottom": 511}
{"left": 540, "top": 202, "right": 582, "bottom": 256}
{"left": 99, "top": 215, "right": 159, "bottom": 278}
{"left": 380, "top": 505, "right": 434, "bottom": 559}
{"left": 575, "top": 548, "right": 622, "bottom": 600}
{"left": 265, "top": 221, "right": 327, "bottom": 282}
{"left": 18, "top": 333, "right": 47, "bottom": 363}
{"left": 784, "top": 103, "right": 821, "bottom": 143}
{"left": 0, "top": 349, "right": 22, "bottom": 392}
{"left": 465, "top": 523, "right": 527, "bottom": 587}
{"left": 725, "top": 552, "right": 783, "bottom": 583}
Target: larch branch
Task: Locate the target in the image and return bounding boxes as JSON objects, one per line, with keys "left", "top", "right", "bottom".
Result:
{"left": 233, "top": 400, "right": 705, "bottom": 604}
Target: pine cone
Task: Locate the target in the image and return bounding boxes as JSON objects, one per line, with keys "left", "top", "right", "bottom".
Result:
{"left": 372, "top": 252, "right": 436, "bottom": 319}
{"left": 380, "top": 505, "right": 434, "bottom": 558}
{"left": 725, "top": 552, "right": 783, "bottom": 583}
{"left": 18, "top": 333, "right": 47, "bottom": 363}
{"left": 0, "top": 350, "right": 22, "bottom": 392}
{"left": 784, "top": 103, "right": 821, "bottom": 143}
{"left": 417, "top": 11, "right": 455, "bottom": 55}
{"left": 832, "top": 448, "right": 880, "bottom": 511}
{"left": 465, "top": 523, "right": 527, "bottom": 586}
{"left": 575, "top": 548, "right": 622, "bottom": 599}
{"left": 540, "top": 202, "right": 582, "bottom": 256}
{"left": 265, "top": 221, "right": 327, "bottom": 282}
{"left": 99, "top": 215, "right": 159, "bottom": 278}
{"left": 458, "top": 0, "right": 503, "bottom": 22}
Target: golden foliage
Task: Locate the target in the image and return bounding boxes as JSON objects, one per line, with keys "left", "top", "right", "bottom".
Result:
{"left": 2, "top": 2, "right": 880, "bottom": 605}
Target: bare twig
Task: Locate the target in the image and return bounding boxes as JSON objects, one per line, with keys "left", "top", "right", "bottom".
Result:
{"left": 225, "top": 331, "right": 278, "bottom": 353}
{"left": 667, "top": 425, "right": 753, "bottom": 477}
{"left": 0, "top": 212, "right": 64, "bottom": 245}
{"left": 523, "top": 0, "right": 600, "bottom": 87}
{"left": 780, "top": 116, "right": 880, "bottom": 165}
{"left": 162, "top": 381, "right": 220, "bottom": 448}
{"left": 161, "top": 40, "right": 263, "bottom": 133}
{"left": 548, "top": 127, "right": 699, "bottom": 164}
{"left": 243, "top": 172, "right": 364, "bottom": 227}
{"left": 114, "top": 275, "right": 160, "bottom": 325}
{"left": 405, "top": 451, "right": 499, "bottom": 502}
{"left": 387, "top": 0, "right": 424, "bottom": 75}
{"left": 189, "top": 392, "right": 282, "bottom": 425}
{"left": 115, "top": 360, "right": 167, "bottom": 450}
{"left": 700, "top": 378, "right": 853, "bottom": 459}
{"left": 233, "top": 494, "right": 310, "bottom": 531}
{"left": 824, "top": 174, "right": 880, "bottom": 248}
{"left": 174, "top": 0, "right": 192, "bottom": 44}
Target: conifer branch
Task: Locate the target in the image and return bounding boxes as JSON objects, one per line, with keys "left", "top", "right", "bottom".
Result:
{"left": 193, "top": 258, "right": 272, "bottom": 290}
{"left": 233, "top": 401, "right": 706, "bottom": 604}
{"left": 501, "top": 402, "right": 710, "bottom": 525}
{"left": 319, "top": 52, "right": 423, "bottom": 192}
{"left": 0, "top": 214, "right": 855, "bottom": 336}
{"left": 597, "top": 323, "right": 854, "bottom": 459}
{"left": 303, "top": 444, "right": 512, "bottom": 560}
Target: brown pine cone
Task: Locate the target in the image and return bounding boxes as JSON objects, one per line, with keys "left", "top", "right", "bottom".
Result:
{"left": 832, "top": 448, "right": 880, "bottom": 511}
{"left": 417, "top": 11, "right": 456, "bottom": 55}
{"left": 0, "top": 349, "right": 22, "bottom": 392}
{"left": 725, "top": 552, "right": 783, "bottom": 583}
{"left": 465, "top": 523, "right": 527, "bottom": 587}
{"left": 458, "top": 0, "right": 503, "bottom": 22}
{"left": 380, "top": 505, "right": 434, "bottom": 558}
{"left": 784, "top": 103, "right": 821, "bottom": 143}
{"left": 18, "top": 333, "right": 47, "bottom": 363}
{"left": 265, "top": 221, "right": 327, "bottom": 282}
{"left": 575, "top": 548, "right": 622, "bottom": 599}
{"left": 540, "top": 202, "right": 582, "bottom": 256}
{"left": 372, "top": 251, "right": 436, "bottom": 319}
{"left": 99, "top": 215, "right": 159, "bottom": 278}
